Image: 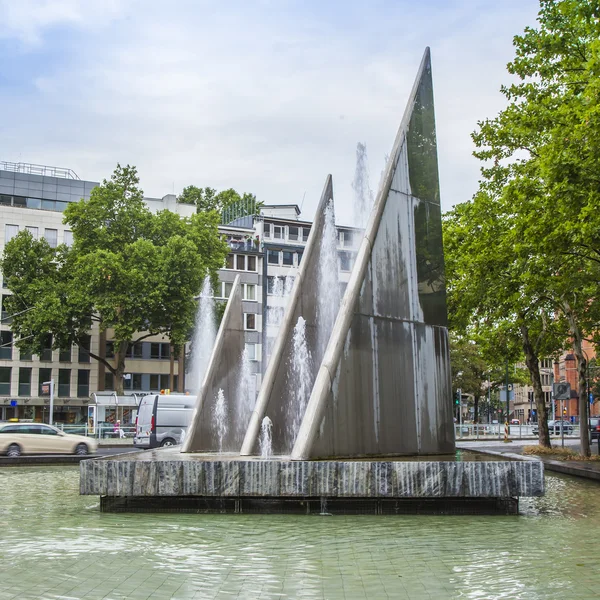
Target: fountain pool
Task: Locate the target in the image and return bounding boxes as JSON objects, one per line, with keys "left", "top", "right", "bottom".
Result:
{"left": 2, "top": 466, "right": 599, "bottom": 599}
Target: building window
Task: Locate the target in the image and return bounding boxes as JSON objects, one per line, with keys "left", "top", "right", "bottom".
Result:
{"left": 41, "top": 334, "right": 52, "bottom": 361}
{"left": 5, "top": 224, "right": 18, "bottom": 243}
{"left": 58, "top": 369, "right": 71, "bottom": 397}
{"left": 268, "top": 250, "right": 280, "bottom": 265}
{"left": 27, "top": 197, "right": 41, "bottom": 209}
{"left": 1, "top": 294, "right": 11, "bottom": 323}
{"left": 150, "top": 373, "right": 170, "bottom": 391}
{"left": 104, "top": 372, "right": 114, "bottom": 391}
{"left": 243, "top": 284, "right": 256, "bottom": 301}
{"left": 247, "top": 255, "right": 257, "bottom": 271}
{"left": 105, "top": 341, "right": 114, "bottom": 359}
{"left": 150, "top": 343, "right": 170, "bottom": 359}
{"left": 225, "top": 254, "right": 234, "bottom": 269}
{"left": 236, "top": 255, "right": 246, "bottom": 270}
{"left": 79, "top": 335, "right": 91, "bottom": 363}
{"left": 59, "top": 346, "right": 72, "bottom": 362}
{"left": 339, "top": 230, "right": 354, "bottom": 247}
{"left": 245, "top": 313, "right": 256, "bottom": 330}
{"left": 245, "top": 343, "right": 257, "bottom": 361}
{"left": 64, "top": 230, "right": 74, "bottom": 247}
{"left": 282, "top": 251, "right": 293, "bottom": 266}
{"left": 77, "top": 370, "right": 90, "bottom": 397}
{"left": 18, "top": 367, "right": 31, "bottom": 396}
{"left": 339, "top": 251, "right": 352, "bottom": 272}
{"left": 297, "top": 251, "right": 303, "bottom": 266}
{"left": 264, "top": 223, "right": 271, "bottom": 238}
{"left": 0, "top": 367, "right": 11, "bottom": 395}
{"left": 39, "top": 368, "right": 51, "bottom": 396}
{"left": 127, "top": 342, "right": 143, "bottom": 359}
{"left": 26, "top": 226, "right": 39, "bottom": 240}
{"left": 223, "top": 282, "right": 233, "bottom": 298}
{"left": 273, "top": 226, "right": 283, "bottom": 239}
{"left": 302, "top": 227, "right": 310, "bottom": 242}
{"left": 267, "top": 276, "right": 277, "bottom": 295}
{"left": 0, "top": 195, "right": 11, "bottom": 206}
{"left": 13, "top": 196, "right": 26, "bottom": 208}
{"left": 44, "top": 229, "right": 58, "bottom": 248}
{"left": 289, "top": 226, "right": 299, "bottom": 241}
{"left": 0, "top": 330, "right": 13, "bottom": 360}
{"left": 125, "top": 373, "right": 143, "bottom": 389}
{"left": 20, "top": 348, "right": 32, "bottom": 361}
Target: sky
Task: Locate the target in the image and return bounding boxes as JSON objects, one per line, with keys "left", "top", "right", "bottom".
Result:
{"left": 0, "top": 0, "right": 541, "bottom": 226}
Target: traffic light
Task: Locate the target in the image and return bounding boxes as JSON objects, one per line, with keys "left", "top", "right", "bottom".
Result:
{"left": 455, "top": 391, "right": 460, "bottom": 405}
{"left": 563, "top": 407, "right": 567, "bottom": 416}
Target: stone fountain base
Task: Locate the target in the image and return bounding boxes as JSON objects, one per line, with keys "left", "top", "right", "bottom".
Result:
{"left": 80, "top": 448, "right": 544, "bottom": 515}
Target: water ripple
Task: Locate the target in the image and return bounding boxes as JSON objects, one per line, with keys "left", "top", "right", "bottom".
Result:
{"left": 1, "top": 467, "right": 599, "bottom": 599}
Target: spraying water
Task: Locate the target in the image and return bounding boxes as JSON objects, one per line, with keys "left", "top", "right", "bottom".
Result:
{"left": 259, "top": 416, "right": 273, "bottom": 459}
{"left": 316, "top": 198, "right": 341, "bottom": 357}
{"left": 352, "top": 142, "right": 374, "bottom": 229}
{"left": 235, "top": 347, "right": 255, "bottom": 439}
{"left": 265, "top": 272, "right": 295, "bottom": 364}
{"left": 187, "top": 275, "right": 217, "bottom": 394}
{"left": 288, "top": 316, "right": 312, "bottom": 448}
{"left": 284, "top": 273, "right": 295, "bottom": 296}
{"left": 213, "top": 388, "right": 228, "bottom": 454}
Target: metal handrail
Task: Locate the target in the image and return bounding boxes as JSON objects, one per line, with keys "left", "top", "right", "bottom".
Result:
{"left": 0, "top": 160, "right": 80, "bottom": 180}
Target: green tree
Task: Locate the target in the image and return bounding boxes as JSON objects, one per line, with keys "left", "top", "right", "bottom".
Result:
{"left": 177, "top": 186, "right": 219, "bottom": 212}
{"left": 445, "top": 0, "right": 600, "bottom": 453}
{"left": 2, "top": 164, "right": 229, "bottom": 394}
{"left": 178, "top": 185, "right": 264, "bottom": 221}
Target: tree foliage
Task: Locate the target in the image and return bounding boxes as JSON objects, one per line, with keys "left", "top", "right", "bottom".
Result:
{"left": 1, "top": 165, "right": 229, "bottom": 394}
{"left": 444, "top": 0, "right": 600, "bottom": 452}
{"left": 177, "top": 185, "right": 263, "bottom": 221}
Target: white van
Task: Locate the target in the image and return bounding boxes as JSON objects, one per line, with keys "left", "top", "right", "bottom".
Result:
{"left": 133, "top": 394, "right": 196, "bottom": 449}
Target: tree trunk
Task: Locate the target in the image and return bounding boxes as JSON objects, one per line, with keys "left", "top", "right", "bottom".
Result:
{"left": 113, "top": 341, "right": 128, "bottom": 396}
{"left": 169, "top": 345, "right": 175, "bottom": 392}
{"left": 520, "top": 323, "right": 551, "bottom": 447}
{"left": 563, "top": 301, "right": 590, "bottom": 457}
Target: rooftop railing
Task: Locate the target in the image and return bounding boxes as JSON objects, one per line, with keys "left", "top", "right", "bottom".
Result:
{"left": 0, "top": 161, "right": 80, "bottom": 180}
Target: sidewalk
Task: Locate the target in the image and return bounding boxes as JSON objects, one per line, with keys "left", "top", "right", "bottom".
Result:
{"left": 457, "top": 439, "right": 600, "bottom": 482}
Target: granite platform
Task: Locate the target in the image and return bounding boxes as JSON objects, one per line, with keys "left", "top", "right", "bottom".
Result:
{"left": 80, "top": 448, "right": 544, "bottom": 515}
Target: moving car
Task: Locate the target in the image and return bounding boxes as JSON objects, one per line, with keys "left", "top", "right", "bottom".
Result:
{"left": 0, "top": 422, "right": 98, "bottom": 457}
{"left": 532, "top": 420, "right": 574, "bottom": 435}
{"left": 589, "top": 417, "right": 600, "bottom": 441}
{"left": 134, "top": 394, "right": 196, "bottom": 449}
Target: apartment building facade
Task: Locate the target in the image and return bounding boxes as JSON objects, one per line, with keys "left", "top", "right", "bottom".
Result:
{"left": 0, "top": 162, "right": 359, "bottom": 427}
{"left": 0, "top": 163, "right": 187, "bottom": 426}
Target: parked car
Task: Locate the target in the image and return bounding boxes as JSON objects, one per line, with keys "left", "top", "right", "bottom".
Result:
{"left": 0, "top": 422, "right": 98, "bottom": 457}
{"left": 532, "top": 420, "right": 574, "bottom": 435}
{"left": 589, "top": 417, "right": 600, "bottom": 441}
{"left": 511, "top": 419, "right": 520, "bottom": 425}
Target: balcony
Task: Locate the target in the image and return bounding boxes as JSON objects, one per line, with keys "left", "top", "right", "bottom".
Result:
{"left": 225, "top": 236, "right": 260, "bottom": 253}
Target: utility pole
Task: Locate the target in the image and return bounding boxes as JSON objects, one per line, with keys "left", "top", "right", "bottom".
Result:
{"left": 504, "top": 359, "right": 510, "bottom": 443}
{"left": 43, "top": 379, "right": 55, "bottom": 426}
{"left": 550, "top": 369, "right": 555, "bottom": 421}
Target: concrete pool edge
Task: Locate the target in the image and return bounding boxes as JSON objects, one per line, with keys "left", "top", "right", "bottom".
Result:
{"left": 80, "top": 450, "right": 544, "bottom": 514}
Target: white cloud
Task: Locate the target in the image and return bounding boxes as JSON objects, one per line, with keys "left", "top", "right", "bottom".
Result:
{"left": 0, "top": 0, "right": 540, "bottom": 223}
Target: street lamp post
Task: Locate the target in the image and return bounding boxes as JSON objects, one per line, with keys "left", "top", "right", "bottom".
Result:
{"left": 43, "top": 379, "right": 55, "bottom": 426}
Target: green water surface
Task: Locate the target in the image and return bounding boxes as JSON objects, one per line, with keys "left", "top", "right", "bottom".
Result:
{"left": 0, "top": 467, "right": 598, "bottom": 599}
